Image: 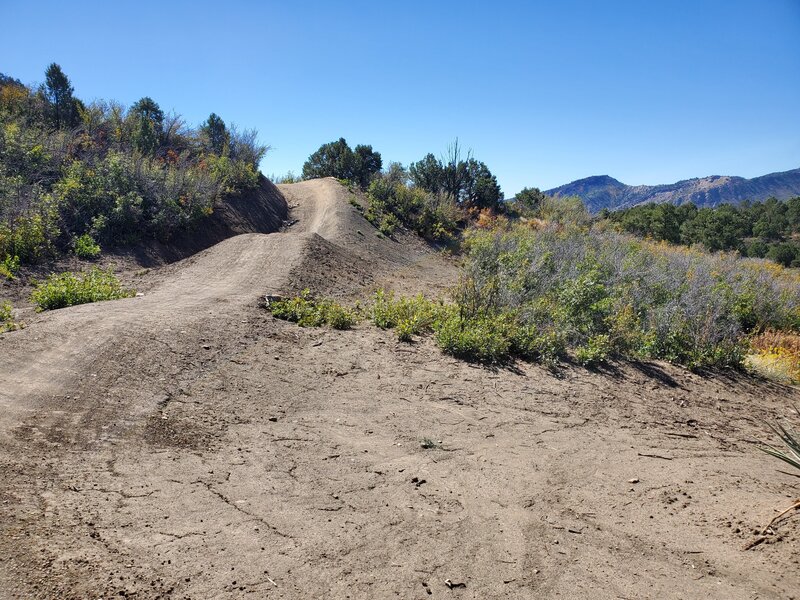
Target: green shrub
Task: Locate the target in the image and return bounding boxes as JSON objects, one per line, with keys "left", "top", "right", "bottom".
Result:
{"left": 324, "top": 302, "right": 358, "bottom": 330}
{"left": 0, "top": 254, "right": 20, "bottom": 280}
{"left": 270, "top": 171, "right": 300, "bottom": 184}
{"left": 268, "top": 290, "right": 357, "bottom": 330}
{"left": 365, "top": 175, "right": 461, "bottom": 242}
{"left": 370, "top": 290, "right": 444, "bottom": 339}
{"left": 396, "top": 318, "right": 415, "bottom": 342}
{"left": 371, "top": 289, "right": 396, "bottom": 329}
{"left": 575, "top": 334, "right": 612, "bottom": 366}
{"left": 0, "top": 301, "right": 22, "bottom": 332}
{"left": 30, "top": 267, "right": 134, "bottom": 311}
{"left": 207, "top": 153, "right": 260, "bottom": 194}
{"left": 378, "top": 213, "right": 399, "bottom": 237}
{"left": 511, "top": 325, "right": 567, "bottom": 365}
{"left": 0, "top": 207, "right": 59, "bottom": 263}
{"left": 74, "top": 233, "right": 100, "bottom": 259}
{"left": 434, "top": 311, "right": 513, "bottom": 363}
{"left": 1, "top": 69, "right": 268, "bottom": 265}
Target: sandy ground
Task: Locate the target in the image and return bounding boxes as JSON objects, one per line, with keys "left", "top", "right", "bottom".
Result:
{"left": 1, "top": 179, "right": 799, "bottom": 599}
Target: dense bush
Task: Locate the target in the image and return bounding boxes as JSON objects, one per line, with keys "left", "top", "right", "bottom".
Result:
{"left": 364, "top": 172, "right": 462, "bottom": 241}
{"left": 301, "top": 138, "right": 381, "bottom": 188}
{"left": 0, "top": 253, "right": 19, "bottom": 280}
{"left": 30, "top": 267, "right": 134, "bottom": 311}
{"left": 0, "top": 64, "right": 268, "bottom": 267}
{"left": 435, "top": 311, "right": 514, "bottom": 361}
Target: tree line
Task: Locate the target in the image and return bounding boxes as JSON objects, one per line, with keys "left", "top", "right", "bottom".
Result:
{"left": 599, "top": 199, "right": 800, "bottom": 267}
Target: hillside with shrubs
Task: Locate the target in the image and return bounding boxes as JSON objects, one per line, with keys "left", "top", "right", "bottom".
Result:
{"left": 0, "top": 64, "right": 267, "bottom": 278}
{"left": 289, "top": 138, "right": 502, "bottom": 244}
{"left": 273, "top": 151, "right": 800, "bottom": 376}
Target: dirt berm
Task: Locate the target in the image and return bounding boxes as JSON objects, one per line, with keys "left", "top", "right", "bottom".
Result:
{"left": 0, "top": 178, "right": 798, "bottom": 599}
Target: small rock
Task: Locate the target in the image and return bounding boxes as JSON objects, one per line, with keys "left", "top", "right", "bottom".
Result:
{"left": 268, "top": 417, "right": 278, "bottom": 422}
{"left": 628, "top": 478, "right": 640, "bottom": 484}
{"left": 202, "top": 344, "right": 211, "bottom": 350}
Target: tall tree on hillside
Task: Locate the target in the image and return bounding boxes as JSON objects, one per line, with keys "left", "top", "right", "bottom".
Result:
{"left": 352, "top": 144, "right": 382, "bottom": 187}
{"left": 129, "top": 96, "right": 164, "bottom": 154}
{"left": 202, "top": 113, "right": 228, "bottom": 155}
{"left": 462, "top": 158, "right": 502, "bottom": 210}
{"left": 409, "top": 153, "right": 443, "bottom": 195}
{"left": 44, "top": 63, "right": 77, "bottom": 129}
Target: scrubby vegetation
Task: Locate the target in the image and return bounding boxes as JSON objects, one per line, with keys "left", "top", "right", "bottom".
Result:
{"left": 0, "top": 300, "right": 22, "bottom": 332}
{"left": 453, "top": 220, "right": 800, "bottom": 368}
{"left": 73, "top": 233, "right": 100, "bottom": 259}
{"left": 267, "top": 290, "right": 358, "bottom": 330}
{"left": 748, "top": 330, "right": 800, "bottom": 383}
{"left": 600, "top": 198, "right": 800, "bottom": 267}
{"left": 371, "top": 289, "right": 448, "bottom": 342}
{"left": 364, "top": 164, "right": 463, "bottom": 241}
{"left": 30, "top": 267, "right": 134, "bottom": 311}
{"left": 269, "top": 202, "right": 800, "bottom": 370}
{"left": 0, "top": 63, "right": 268, "bottom": 269}
{"left": 361, "top": 144, "right": 503, "bottom": 242}
{"left": 1, "top": 253, "right": 19, "bottom": 280}
{"left": 407, "top": 140, "right": 503, "bottom": 212}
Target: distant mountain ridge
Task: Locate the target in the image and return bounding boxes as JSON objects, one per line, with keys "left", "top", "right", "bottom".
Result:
{"left": 544, "top": 168, "right": 800, "bottom": 213}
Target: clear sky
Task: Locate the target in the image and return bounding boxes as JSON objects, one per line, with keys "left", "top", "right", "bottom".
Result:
{"left": 2, "top": 0, "right": 799, "bottom": 195}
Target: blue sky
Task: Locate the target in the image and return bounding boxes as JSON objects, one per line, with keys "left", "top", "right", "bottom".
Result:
{"left": 2, "top": 0, "right": 798, "bottom": 195}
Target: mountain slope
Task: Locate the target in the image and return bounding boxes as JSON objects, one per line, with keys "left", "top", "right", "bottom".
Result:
{"left": 545, "top": 167, "right": 800, "bottom": 212}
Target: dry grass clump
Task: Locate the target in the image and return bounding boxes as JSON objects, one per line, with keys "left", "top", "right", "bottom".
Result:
{"left": 748, "top": 330, "right": 800, "bottom": 383}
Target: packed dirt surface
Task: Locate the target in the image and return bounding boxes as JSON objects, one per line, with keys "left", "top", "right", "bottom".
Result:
{"left": 1, "top": 178, "right": 799, "bottom": 599}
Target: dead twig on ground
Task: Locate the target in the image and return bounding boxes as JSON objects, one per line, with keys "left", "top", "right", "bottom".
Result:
{"left": 761, "top": 499, "right": 800, "bottom": 535}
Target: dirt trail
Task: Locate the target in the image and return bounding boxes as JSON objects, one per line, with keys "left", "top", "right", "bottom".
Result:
{"left": 0, "top": 178, "right": 436, "bottom": 431}
{"left": 1, "top": 179, "right": 799, "bottom": 599}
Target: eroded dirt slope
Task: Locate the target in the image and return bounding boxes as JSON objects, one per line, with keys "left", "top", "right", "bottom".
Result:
{"left": 1, "top": 178, "right": 799, "bottom": 599}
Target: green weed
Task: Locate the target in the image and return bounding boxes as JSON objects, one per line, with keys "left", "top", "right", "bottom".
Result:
{"left": 74, "top": 233, "right": 101, "bottom": 259}
{"left": 268, "top": 290, "right": 357, "bottom": 330}
{"left": 0, "top": 254, "right": 20, "bottom": 280}
{"left": 0, "top": 301, "right": 23, "bottom": 332}
{"left": 30, "top": 267, "right": 134, "bottom": 311}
